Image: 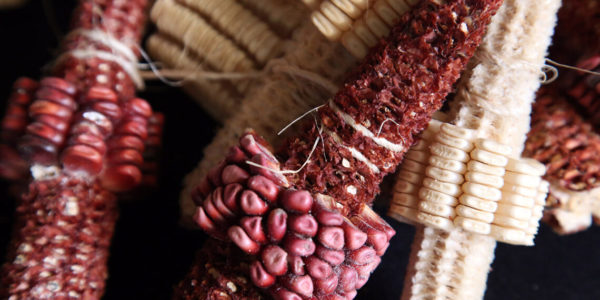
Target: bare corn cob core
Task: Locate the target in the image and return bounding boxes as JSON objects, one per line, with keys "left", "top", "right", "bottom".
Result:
{"left": 0, "top": 0, "right": 157, "bottom": 298}
{"left": 146, "top": 0, "right": 308, "bottom": 121}
{"left": 182, "top": 0, "right": 502, "bottom": 299}
{"left": 179, "top": 21, "right": 357, "bottom": 227}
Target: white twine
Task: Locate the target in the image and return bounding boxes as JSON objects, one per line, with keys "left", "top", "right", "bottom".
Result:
{"left": 136, "top": 44, "right": 184, "bottom": 87}
{"left": 55, "top": 29, "right": 145, "bottom": 89}
{"left": 277, "top": 104, "right": 324, "bottom": 136}
{"left": 328, "top": 100, "right": 405, "bottom": 153}
{"left": 545, "top": 58, "right": 600, "bottom": 78}
{"left": 245, "top": 133, "right": 321, "bottom": 175}
{"left": 140, "top": 57, "right": 339, "bottom": 95}
{"left": 377, "top": 118, "right": 402, "bottom": 137}
{"left": 313, "top": 113, "right": 328, "bottom": 162}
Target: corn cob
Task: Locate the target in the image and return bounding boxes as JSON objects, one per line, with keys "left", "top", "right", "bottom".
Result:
{"left": 0, "top": 0, "right": 157, "bottom": 298}
{"left": 524, "top": 90, "right": 600, "bottom": 234}
{"left": 173, "top": 239, "right": 269, "bottom": 300}
{"left": 388, "top": 0, "right": 559, "bottom": 299}
{"left": 146, "top": 0, "right": 308, "bottom": 121}
{"left": 181, "top": 1, "right": 502, "bottom": 299}
{"left": 179, "top": 20, "right": 357, "bottom": 227}
{"left": 301, "top": 0, "right": 420, "bottom": 58}
{"left": 0, "top": 77, "right": 37, "bottom": 180}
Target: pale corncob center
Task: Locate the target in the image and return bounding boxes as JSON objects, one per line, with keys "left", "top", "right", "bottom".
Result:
{"left": 389, "top": 0, "right": 560, "bottom": 299}
{"left": 179, "top": 21, "right": 357, "bottom": 226}
{"left": 146, "top": 0, "right": 307, "bottom": 120}
{"left": 402, "top": 226, "right": 496, "bottom": 300}
{"left": 302, "top": 0, "right": 420, "bottom": 58}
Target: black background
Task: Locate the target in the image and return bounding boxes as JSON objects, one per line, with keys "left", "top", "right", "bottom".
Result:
{"left": 1, "top": 2, "right": 599, "bottom": 299}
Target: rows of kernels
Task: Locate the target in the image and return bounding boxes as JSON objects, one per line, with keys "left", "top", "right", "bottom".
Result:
{"left": 306, "top": 0, "right": 420, "bottom": 58}
{"left": 417, "top": 123, "right": 475, "bottom": 230}
{"left": 389, "top": 121, "right": 548, "bottom": 246}
{"left": 455, "top": 138, "right": 508, "bottom": 235}
{"left": 388, "top": 119, "right": 441, "bottom": 223}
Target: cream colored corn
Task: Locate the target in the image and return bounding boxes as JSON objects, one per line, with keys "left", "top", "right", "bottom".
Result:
{"left": 147, "top": 0, "right": 307, "bottom": 121}
{"left": 301, "top": 0, "right": 420, "bottom": 58}
{"left": 388, "top": 0, "right": 561, "bottom": 299}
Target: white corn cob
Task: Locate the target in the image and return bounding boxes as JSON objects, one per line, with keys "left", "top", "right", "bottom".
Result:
{"left": 389, "top": 0, "right": 561, "bottom": 298}
{"left": 179, "top": 21, "right": 357, "bottom": 226}
{"left": 146, "top": 0, "right": 307, "bottom": 121}
{"left": 302, "top": 0, "right": 420, "bottom": 58}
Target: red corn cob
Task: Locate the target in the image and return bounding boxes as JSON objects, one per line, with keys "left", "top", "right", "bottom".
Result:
{"left": 1, "top": 176, "right": 118, "bottom": 299}
{"left": 173, "top": 239, "right": 269, "bottom": 300}
{"left": 526, "top": 91, "right": 600, "bottom": 192}
{"left": 524, "top": 87, "right": 600, "bottom": 234}
{"left": 140, "top": 112, "right": 165, "bottom": 187}
{"left": 183, "top": 0, "right": 502, "bottom": 299}
{"left": 0, "top": 77, "right": 38, "bottom": 180}
{"left": 0, "top": 0, "right": 155, "bottom": 299}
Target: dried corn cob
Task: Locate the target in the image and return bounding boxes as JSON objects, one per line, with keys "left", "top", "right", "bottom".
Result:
{"left": 0, "top": 77, "right": 37, "bottom": 180}
{"left": 524, "top": 90, "right": 600, "bottom": 234}
{"left": 179, "top": 20, "right": 356, "bottom": 227}
{"left": 146, "top": 0, "right": 308, "bottom": 121}
{"left": 181, "top": 1, "right": 502, "bottom": 299}
{"left": 173, "top": 239, "right": 269, "bottom": 300}
{"left": 302, "top": 0, "right": 421, "bottom": 58}
{"left": 0, "top": 0, "right": 157, "bottom": 298}
{"left": 388, "top": 0, "right": 559, "bottom": 298}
